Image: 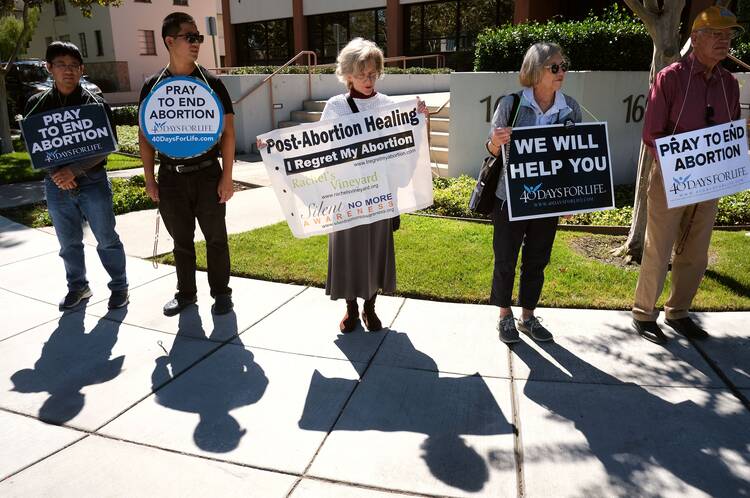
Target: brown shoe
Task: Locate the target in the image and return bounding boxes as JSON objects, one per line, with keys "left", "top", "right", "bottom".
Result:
{"left": 361, "top": 295, "right": 382, "bottom": 331}
{"left": 339, "top": 300, "right": 359, "bottom": 333}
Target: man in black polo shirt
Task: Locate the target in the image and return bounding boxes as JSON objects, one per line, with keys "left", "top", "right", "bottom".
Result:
{"left": 138, "top": 12, "right": 235, "bottom": 316}
{"left": 25, "top": 41, "right": 128, "bottom": 311}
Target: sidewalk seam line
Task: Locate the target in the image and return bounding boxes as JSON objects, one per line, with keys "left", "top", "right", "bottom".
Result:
{"left": 0, "top": 249, "right": 59, "bottom": 269}
{"left": 508, "top": 346, "right": 525, "bottom": 498}
{"left": 90, "top": 286, "right": 311, "bottom": 433}
{"left": 687, "top": 337, "right": 750, "bottom": 411}
{"left": 286, "top": 296, "right": 407, "bottom": 498}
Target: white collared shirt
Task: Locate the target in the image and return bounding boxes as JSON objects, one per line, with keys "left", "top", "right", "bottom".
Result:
{"left": 521, "top": 87, "right": 570, "bottom": 126}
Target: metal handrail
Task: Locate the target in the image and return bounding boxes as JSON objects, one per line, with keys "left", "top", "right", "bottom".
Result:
{"left": 315, "top": 53, "right": 446, "bottom": 70}
{"left": 729, "top": 53, "right": 750, "bottom": 71}
{"left": 429, "top": 97, "right": 450, "bottom": 116}
{"left": 215, "top": 51, "right": 318, "bottom": 129}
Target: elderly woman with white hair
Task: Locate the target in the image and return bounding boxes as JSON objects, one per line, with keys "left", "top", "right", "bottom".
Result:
{"left": 321, "top": 37, "right": 428, "bottom": 333}
{"left": 486, "top": 42, "right": 582, "bottom": 345}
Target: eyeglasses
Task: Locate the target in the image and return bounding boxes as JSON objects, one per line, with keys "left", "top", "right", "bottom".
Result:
{"left": 544, "top": 62, "right": 569, "bottom": 74}
{"left": 173, "top": 32, "right": 204, "bottom": 44}
{"left": 705, "top": 105, "right": 715, "bottom": 125}
{"left": 353, "top": 72, "right": 379, "bottom": 82}
{"left": 700, "top": 29, "right": 738, "bottom": 40}
{"left": 51, "top": 62, "right": 81, "bottom": 72}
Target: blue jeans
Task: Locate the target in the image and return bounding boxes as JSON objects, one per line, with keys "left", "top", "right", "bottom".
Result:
{"left": 44, "top": 167, "right": 128, "bottom": 292}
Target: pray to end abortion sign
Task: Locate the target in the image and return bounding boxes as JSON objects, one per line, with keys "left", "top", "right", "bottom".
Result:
{"left": 655, "top": 120, "right": 750, "bottom": 209}
{"left": 139, "top": 76, "right": 224, "bottom": 159}
{"left": 22, "top": 104, "right": 117, "bottom": 170}
{"left": 259, "top": 100, "right": 433, "bottom": 238}
{"left": 504, "top": 122, "right": 615, "bottom": 220}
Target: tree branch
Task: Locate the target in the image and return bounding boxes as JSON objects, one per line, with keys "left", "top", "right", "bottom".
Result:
{"left": 623, "top": 0, "right": 656, "bottom": 24}
{"left": 2, "top": 1, "right": 30, "bottom": 73}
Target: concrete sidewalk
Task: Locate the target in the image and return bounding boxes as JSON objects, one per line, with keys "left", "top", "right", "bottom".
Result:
{"left": 0, "top": 216, "right": 748, "bottom": 497}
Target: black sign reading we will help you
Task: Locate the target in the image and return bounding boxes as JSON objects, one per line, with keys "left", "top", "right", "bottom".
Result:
{"left": 504, "top": 122, "right": 615, "bottom": 220}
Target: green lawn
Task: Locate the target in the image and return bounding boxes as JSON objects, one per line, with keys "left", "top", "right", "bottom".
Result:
{"left": 159, "top": 215, "right": 750, "bottom": 311}
{"left": 0, "top": 151, "right": 142, "bottom": 185}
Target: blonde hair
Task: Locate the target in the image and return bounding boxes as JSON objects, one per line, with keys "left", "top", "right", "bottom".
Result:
{"left": 335, "top": 37, "right": 385, "bottom": 89}
{"left": 519, "top": 42, "right": 565, "bottom": 87}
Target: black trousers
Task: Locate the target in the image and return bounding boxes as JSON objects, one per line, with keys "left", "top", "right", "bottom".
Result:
{"left": 490, "top": 199, "right": 558, "bottom": 309}
{"left": 158, "top": 162, "right": 231, "bottom": 298}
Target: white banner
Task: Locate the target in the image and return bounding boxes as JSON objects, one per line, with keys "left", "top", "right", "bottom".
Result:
{"left": 259, "top": 100, "right": 433, "bottom": 238}
{"left": 655, "top": 120, "right": 750, "bottom": 208}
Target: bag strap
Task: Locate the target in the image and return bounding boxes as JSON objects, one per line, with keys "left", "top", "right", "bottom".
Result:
{"left": 509, "top": 92, "right": 521, "bottom": 127}
{"left": 346, "top": 95, "right": 359, "bottom": 114}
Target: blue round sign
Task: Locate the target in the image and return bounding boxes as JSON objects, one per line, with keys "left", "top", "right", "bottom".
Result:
{"left": 139, "top": 76, "right": 224, "bottom": 159}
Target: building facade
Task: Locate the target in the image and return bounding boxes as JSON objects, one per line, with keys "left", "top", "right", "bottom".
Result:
{"left": 27, "top": 0, "right": 226, "bottom": 102}
{"left": 222, "top": 0, "right": 729, "bottom": 71}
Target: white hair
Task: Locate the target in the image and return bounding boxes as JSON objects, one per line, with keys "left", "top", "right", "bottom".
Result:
{"left": 335, "top": 37, "right": 385, "bottom": 89}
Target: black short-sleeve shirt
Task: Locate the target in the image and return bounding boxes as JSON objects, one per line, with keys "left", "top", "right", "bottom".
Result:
{"left": 139, "top": 64, "right": 233, "bottom": 163}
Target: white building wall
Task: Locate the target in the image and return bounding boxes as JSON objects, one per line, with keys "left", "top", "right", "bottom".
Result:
{"left": 27, "top": 2, "right": 115, "bottom": 62}
{"left": 109, "top": 0, "right": 219, "bottom": 101}
{"left": 227, "top": 0, "right": 292, "bottom": 24}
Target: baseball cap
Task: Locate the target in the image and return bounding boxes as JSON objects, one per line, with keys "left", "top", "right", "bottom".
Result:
{"left": 692, "top": 6, "right": 744, "bottom": 34}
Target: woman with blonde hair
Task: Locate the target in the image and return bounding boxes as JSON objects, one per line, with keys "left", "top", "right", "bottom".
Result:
{"left": 321, "top": 38, "right": 428, "bottom": 333}
{"left": 486, "top": 42, "right": 582, "bottom": 344}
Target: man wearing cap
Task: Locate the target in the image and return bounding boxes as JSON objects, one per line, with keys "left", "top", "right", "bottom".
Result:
{"left": 632, "top": 6, "right": 742, "bottom": 344}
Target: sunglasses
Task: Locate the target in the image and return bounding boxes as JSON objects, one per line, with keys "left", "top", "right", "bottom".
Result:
{"left": 544, "top": 62, "right": 569, "bottom": 74}
{"left": 705, "top": 105, "right": 715, "bottom": 125}
{"left": 173, "top": 32, "right": 204, "bottom": 44}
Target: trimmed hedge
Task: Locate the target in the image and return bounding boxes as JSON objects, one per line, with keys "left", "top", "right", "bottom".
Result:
{"left": 116, "top": 125, "right": 139, "bottom": 155}
{"left": 474, "top": 5, "right": 652, "bottom": 72}
{"left": 227, "top": 66, "right": 452, "bottom": 75}
{"left": 424, "top": 176, "right": 750, "bottom": 226}
{"left": 112, "top": 105, "right": 138, "bottom": 126}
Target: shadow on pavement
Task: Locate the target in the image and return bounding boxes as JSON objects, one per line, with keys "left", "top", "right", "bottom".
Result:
{"left": 298, "top": 330, "right": 512, "bottom": 493}
{"left": 150, "top": 307, "right": 268, "bottom": 453}
{"left": 10, "top": 308, "right": 127, "bottom": 424}
{"left": 513, "top": 338, "right": 750, "bottom": 497}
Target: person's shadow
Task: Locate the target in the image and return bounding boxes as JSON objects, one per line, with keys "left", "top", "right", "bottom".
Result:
{"left": 10, "top": 308, "right": 127, "bottom": 424}
{"left": 513, "top": 338, "right": 750, "bottom": 497}
{"left": 150, "top": 307, "right": 268, "bottom": 453}
{"left": 298, "top": 330, "right": 512, "bottom": 493}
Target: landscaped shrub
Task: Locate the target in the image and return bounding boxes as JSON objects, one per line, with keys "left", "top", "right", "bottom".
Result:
{"left": 424, "top": 176, "right": 750, "bottom": 226}
{"left": 110, "top": 175, "right": 155, "bottom": 214}
{"left": 227, "top": 66, "right": 452, "bottom": 75}
{"left": 112, "top": 105, "right": 139, "bottom": 126}
{"left": 116, "top": 125, "right": 139, "bottom": 155}
{"left": 474, "top": 5, "right": 651, "bottom": 72}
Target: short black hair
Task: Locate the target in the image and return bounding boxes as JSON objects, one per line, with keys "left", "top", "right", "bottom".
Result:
{"left": 162, "top": 12, "right": 196, "bottom": 50}
{"left": 45, "top": 41, "right": 83, "bottom": 65}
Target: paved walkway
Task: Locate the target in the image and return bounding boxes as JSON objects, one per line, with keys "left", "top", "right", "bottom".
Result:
{"left": 0, "top": 215, "right": 748, "bottom": 497}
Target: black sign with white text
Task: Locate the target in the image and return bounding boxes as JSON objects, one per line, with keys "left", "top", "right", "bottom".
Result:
{"left": 22, "top": 104, "right": 117, "bottom": 170}
{"left": 504, "top": 122, "right": 615, "bottom": 220}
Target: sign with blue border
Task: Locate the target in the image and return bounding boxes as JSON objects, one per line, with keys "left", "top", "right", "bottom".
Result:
{"left": 139, "top": 76, "right": 224, "bottom": 159}
{"left": 22, "top": 103, "right": 117, "bottom": 170}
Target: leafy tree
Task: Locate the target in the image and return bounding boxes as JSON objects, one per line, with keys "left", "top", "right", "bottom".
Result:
{"left": 0, "top": 6, "right": 38, "bottom": 60}
{"left": 0, "top": 1, "right": 123, "bottom": 154}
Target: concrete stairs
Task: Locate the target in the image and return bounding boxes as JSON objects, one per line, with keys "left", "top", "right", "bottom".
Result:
{"left": 278, "top": 94, "right": 450, "bottom": 175}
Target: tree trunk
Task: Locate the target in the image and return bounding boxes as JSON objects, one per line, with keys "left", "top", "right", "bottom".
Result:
{"left": 616, "top": 0, "right": 685, "bottom": 262}
{"left": 0, "top": 70, "right": 13, "bottom": 154}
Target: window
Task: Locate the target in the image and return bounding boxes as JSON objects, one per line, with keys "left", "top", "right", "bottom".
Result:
{"left": 139, "top": 29, "right": 157, "bottom": 55}
{"left": 405, "top": 0, "right": 513, "bottom": 55}
{"left": 174, "top": 0, "right": 188, "bottom": 5}
{"left": 235, "top": 18, "right": 293, "bottom": 65}
{"left": 54, "top": 0, "right": 66, "bottom": 16}
{"left": 95, "top": 30, "right": 104, "bottom": 56}
{"left": 79, "top": 33, "right": 88, "bottom": 58}
{"left": 307, "top": 8, "right": 386, "bottom": 63}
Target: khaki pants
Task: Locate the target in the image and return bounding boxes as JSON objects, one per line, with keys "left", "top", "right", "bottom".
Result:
{"left": 632, "top": 162, "right": 718, "bottom": 321}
